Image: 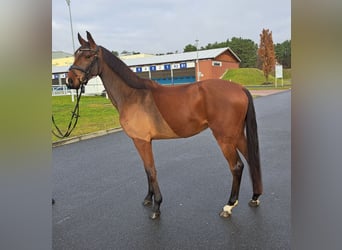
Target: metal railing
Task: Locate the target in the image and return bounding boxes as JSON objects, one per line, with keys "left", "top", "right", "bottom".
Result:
{"left": 52, "top": 85, "right": 71, "bottom": 96}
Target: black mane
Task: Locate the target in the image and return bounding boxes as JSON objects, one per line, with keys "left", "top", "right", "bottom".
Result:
{"left": 101, "top": 46, "right": 155, "bottom": 89}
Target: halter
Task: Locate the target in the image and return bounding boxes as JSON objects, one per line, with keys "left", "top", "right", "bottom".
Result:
{"left": 69, "top": 46, "right": 100, "bottom": 84}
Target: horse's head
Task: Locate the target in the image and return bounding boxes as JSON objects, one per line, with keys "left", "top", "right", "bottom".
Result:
{"left": 66, "top": 31, "right": 101, "bottom": 89}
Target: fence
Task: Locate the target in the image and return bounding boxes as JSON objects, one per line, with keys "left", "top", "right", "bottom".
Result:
{"left": 52, "top": 85, "right": 72, "bottom": 96}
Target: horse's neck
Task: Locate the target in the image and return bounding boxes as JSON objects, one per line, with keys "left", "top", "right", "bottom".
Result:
{"left": 99, "top": 64, "right": 136, "bottom": 111}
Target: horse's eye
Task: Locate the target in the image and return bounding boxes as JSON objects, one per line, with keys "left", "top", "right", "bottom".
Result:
{"left": 85, "top": 55, "right": 91, "bottom": 59}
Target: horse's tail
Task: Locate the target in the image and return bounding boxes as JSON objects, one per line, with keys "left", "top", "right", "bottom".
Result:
{"left": 243, "top": 88, "right": 263, "bottom": 196}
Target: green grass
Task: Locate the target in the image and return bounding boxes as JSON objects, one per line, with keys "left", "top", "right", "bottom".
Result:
{"left": 52, "top": 95, "right": 120, "bottom": 142}
{"left": 222, "top": 68, "right": 292, "bottom": 87}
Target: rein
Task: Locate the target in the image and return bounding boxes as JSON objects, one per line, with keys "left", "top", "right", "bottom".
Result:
{"left": 52, "top": 87, "right": 82, "bottom": 139}
{"left": 52, "top": 46, "right": 99, "bottom": 139}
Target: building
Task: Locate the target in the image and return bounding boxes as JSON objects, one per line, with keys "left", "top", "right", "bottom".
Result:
{"left": 52, "top": 47, "right": 240, "bottom": 94}
{"left": 123, "top": 47, "right": 240, "bottom": 84}
{"left": 52, "top": 51, "right": 74, "bottom": 66}
{"left": 52, "top": 64, "right": 104, "bottom": 95}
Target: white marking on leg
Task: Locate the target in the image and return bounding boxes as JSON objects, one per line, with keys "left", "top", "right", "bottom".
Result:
{"left": 249, "top": 199, "right": 260, "bottom": 206}
{"left": 223, "top": 200, "right": 238, "bottom": 215}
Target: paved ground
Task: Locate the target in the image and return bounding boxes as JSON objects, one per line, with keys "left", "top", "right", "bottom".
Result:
{"left": 52, "top": 90, "right": 291, "bottom": 249}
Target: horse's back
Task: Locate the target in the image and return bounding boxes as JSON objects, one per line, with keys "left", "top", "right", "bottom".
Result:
{"left": 198, "top": 79, "right": 248, "bottom": 113}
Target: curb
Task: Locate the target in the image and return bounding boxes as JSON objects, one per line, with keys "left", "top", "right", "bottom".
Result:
{"left": 52, "top": 127, "right": 123, "bottom": 147}
{"left": 249, "top": 88, "right": 290, "bottom": 96}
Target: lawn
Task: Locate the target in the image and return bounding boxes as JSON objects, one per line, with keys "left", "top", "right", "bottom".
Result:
{"left": 52, "top": 95, "right": 120, "bottom": 142}
{"left": 222, "top": 68, "right": 292, "bottom": 88}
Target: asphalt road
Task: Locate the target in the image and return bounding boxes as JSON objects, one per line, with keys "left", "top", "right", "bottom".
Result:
{"left": 53, "top": 90, "right": 291, "bottom": 250}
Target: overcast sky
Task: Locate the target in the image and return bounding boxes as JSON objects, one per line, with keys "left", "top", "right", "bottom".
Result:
{"left": 52, "top": 0, "right": 291, "bottom": 54}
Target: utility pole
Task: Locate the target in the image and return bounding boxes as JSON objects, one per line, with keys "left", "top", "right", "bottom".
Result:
{"left": 65, "top": 0, "right": 75, "bottom": 53}
{"left": 65, "top": 0, "right": 76, "bottom": 101}
{"left": 195, "top": 39, "right": 200, "bottom": 81}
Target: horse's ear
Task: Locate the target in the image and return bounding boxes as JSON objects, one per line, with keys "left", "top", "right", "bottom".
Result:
{"left": 86, "top": 31, "right": 97, "bottom": 49}
{"left": 78, "top": 33, "right": 87, "bottom": 46}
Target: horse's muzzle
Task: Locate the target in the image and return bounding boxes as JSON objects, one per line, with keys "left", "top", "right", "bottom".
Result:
{"left": 65, "top": 77, "right": 73, "bottom": 88}
{"left": 66, "top": 76, "right": 88, "bottom": 90}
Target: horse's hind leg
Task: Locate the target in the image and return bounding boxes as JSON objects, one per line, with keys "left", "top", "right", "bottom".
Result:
{"left": 216, "top": 139, "right": 244, "bottom": 218}
{"left": 237, "top": 134, "right": 261, "bottom": 207}
{"left": 133, "top": 138, "right": 162, "bottom": 220}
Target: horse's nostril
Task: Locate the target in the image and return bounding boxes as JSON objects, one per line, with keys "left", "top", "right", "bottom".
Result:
{"left": 66, "top": 77, "right": 73, "bottom": 88}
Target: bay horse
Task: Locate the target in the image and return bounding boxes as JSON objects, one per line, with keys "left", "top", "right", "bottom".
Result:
{"left": 66, "top": 31, "right": 262, "bottom": 219}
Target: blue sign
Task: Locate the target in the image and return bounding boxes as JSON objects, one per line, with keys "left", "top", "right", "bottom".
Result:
{"left": 136, "top": 67, "right": 142, "bottom": 73}
{"left": 150, "top": 66, "right": 156, "bottom": 71}
{"left": 180, "top": 63, "right": 187, "bottom": 69}
{"left": 164, "top": 64, "right": 171, "bottom": 70}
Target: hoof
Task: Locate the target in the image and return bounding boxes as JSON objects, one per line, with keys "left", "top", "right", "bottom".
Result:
{"left": 249, "top": 199, "right": 260, "bottom": 207}
{"left": 142, "top": 199, "right": 152, "bottom": 207}
{"left": 150, "top": 212, "right": 160, "bottom": 220}
{"left": 219, "top": 210, "right": 231, "bottom": 218}
{"left": 52, "top": 198, "right": 55, "bottom": 205}
{"left": 220, "top": 201, "right": 238, "bottom": 218}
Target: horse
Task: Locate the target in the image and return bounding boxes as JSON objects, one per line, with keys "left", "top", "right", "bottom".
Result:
{"left": 66, "top": 31, "right": 262, "bottom": 219}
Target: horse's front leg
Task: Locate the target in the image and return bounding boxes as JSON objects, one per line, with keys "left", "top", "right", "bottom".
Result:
{"left": 142, "top": 169, "right": 153, "bottom": 207}
{"left": 133, "top": 138, "right": 162, "bottom": 219}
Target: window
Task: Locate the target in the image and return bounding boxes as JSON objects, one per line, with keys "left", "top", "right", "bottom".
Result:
{"left": 212, "top": 61, "right": 222, "bottom": 67}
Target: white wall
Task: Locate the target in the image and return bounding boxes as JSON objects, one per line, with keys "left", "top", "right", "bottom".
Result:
{"left": 83, "top": 76, "right": 105, "bottom": 95}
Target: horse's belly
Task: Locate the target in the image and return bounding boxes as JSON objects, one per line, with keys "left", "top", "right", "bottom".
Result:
{"left": 158, "top": 109, "right": 208, "bottom": 137}
{"left": 151, "top": 84, "right": 209, "bottom": 137}
{"left": 120, "top": 107, "right": 179, "bottom": 141}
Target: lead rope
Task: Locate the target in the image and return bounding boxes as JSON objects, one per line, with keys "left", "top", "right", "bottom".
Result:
{"left": 52, "top": 87, "right": 82, "bottom": 139}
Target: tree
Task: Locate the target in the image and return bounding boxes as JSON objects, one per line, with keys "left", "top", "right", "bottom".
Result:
{"left": 274, "top": 40, "right": 291, "bottom": 68}
{"left": 203, "top": 41, "right": 228, "bottom": 49}
{"left": 258, "top": 29, "right": 276, "bottom": 82}
{"left": 198, "top": 37, "right": 257, "bottom": 68}
{"left": 227, "top": 37, "right": 258, "bottom": 68}
{"left": 183, "top": 44, "right": 197, "bottom": 52}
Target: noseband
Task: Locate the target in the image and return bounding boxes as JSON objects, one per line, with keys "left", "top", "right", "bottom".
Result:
{"left": 69, "top": 46, "right": 99, "bottom": 84}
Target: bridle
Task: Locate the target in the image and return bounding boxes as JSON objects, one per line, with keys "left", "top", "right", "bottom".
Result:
{"left": 69, "top": 46, "right": 100, "bottom": 85}
{"left": 52, "top": 46, "right": 100, "bottom": 139}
